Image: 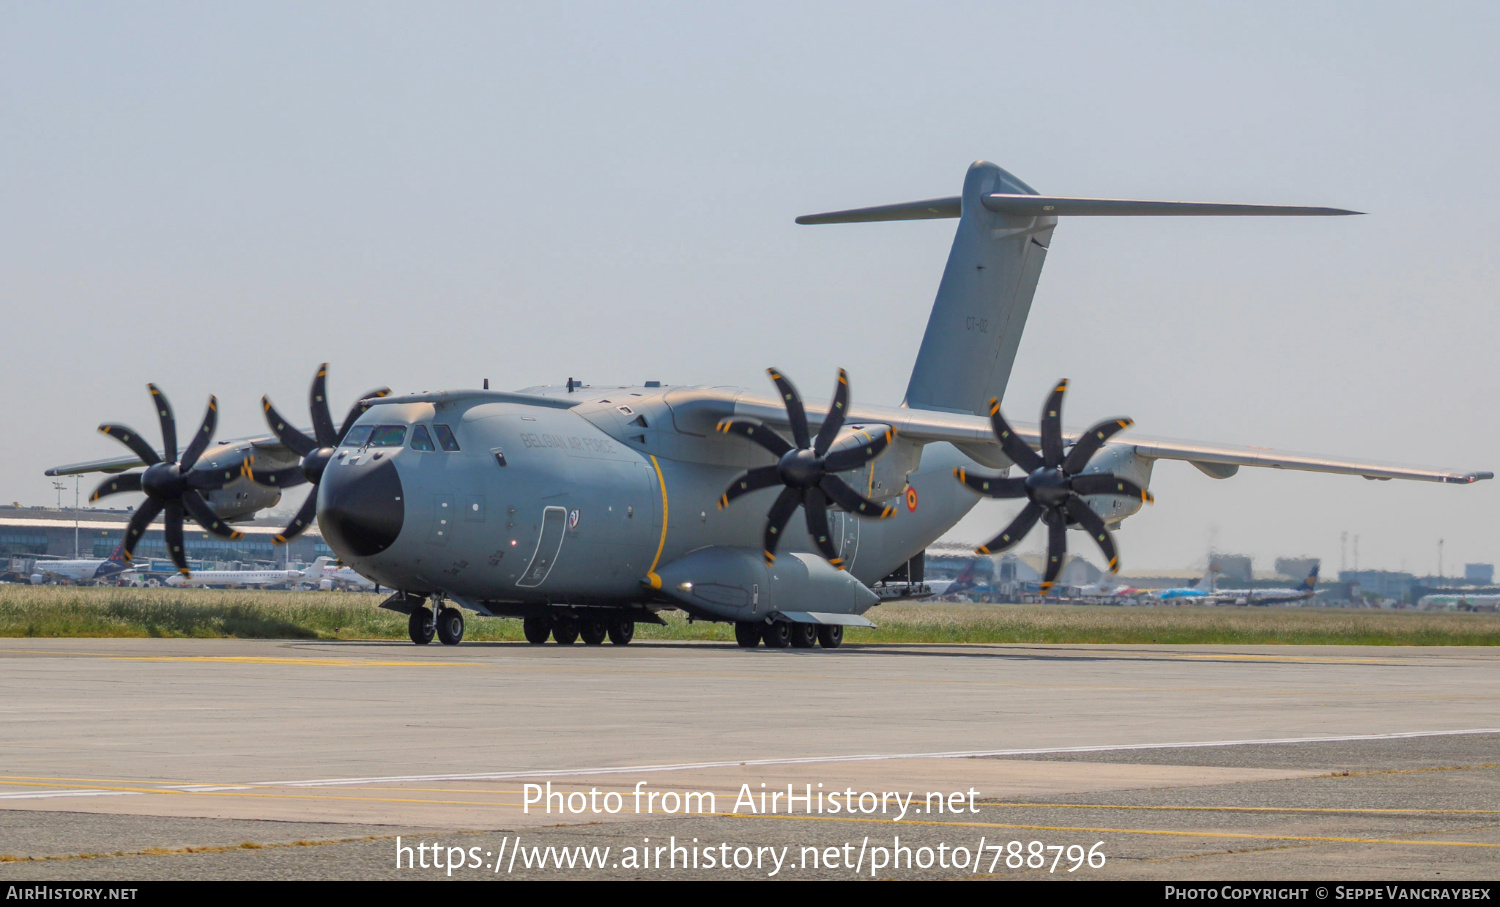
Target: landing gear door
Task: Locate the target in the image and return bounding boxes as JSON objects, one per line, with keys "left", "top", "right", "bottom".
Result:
{"left": 517, "top": 505, "right": 568, "bottom": 588}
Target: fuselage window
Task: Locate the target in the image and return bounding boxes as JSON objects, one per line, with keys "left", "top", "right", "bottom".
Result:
{"left": 410, "top": 425, "right": 436, "bottom": 451}
{"left": 367, "top": 425, "right": 407, "bottom": 448}
{"left": 342, "top": 425, "right": 375, "bottom": 448}
{"left": 433, "top": 424, "right": 461, "bottom": 451}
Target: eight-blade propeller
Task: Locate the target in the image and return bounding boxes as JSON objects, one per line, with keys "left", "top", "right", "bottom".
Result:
{"left": 255, "top": 363, "right": 390, "bottom": 544}
{"left": 717, "top": 367, "right": 897, "bottom": 568}
{"left": 954, "top": 379, "right": 1153, "bottom": 593}
{"left": 89, "top": 385, "right": 253, "bottom": 575}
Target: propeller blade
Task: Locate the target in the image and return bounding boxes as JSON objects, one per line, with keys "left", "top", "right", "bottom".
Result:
{"left": 309, "top": 363, "right": 339, "bottom": 449}
{"left": 1061, "top": 417, "right": 1134, "bottom": 476}
{"left": 90, "top": 473, "right": 142, "bottom": 503}
{"left": 262, "top": 397, "right": 317, "bottom": 458}
{"left": 338, "top": 388, "right": 391, "bottom": 442}
{"left": 1040, "top": 379, "right": 1068, "bottom": 467}
{"left": 953, "top": 467, "right": 1027, "bottom": 499}
{"left": 181, "top": 489, "right": 244, "bottom": 540}
{"left": 985, "top": 400, "right": 1043, "bottom": 473}
{"left": 163, "top": 502, "right": 189, "bottom": 575}
{"left": 121, "top": 498, "right": 164, "bottom": 563}
{"left": 1039, "top": 516, "right": 1067, "bottom": 593}
{"left": 767, "top": 368, "right": 811, "bottom": 450}
{"left": 822, "top": 426, "right": 897, "bottom": 473}
{"left": 97, "top": 424, "right": 161, "bottom": 467}
{"left": 718, "top": 465, "right": 783, "bottom": 509}
{"left": 819, "top": 475, "right": 895, "bottom": 519}
{"left": 976, "top": 501, "right": 1043, "bottom": 555}
{"left": 147, "top": 384, "right": 178, "bottom": 464}
{"left": 761, "top": 485, "right": 802, "bottom": 565}
{"left": 1064, "top": 496, "right": 1119, "bottom": 572}
{"left": 802, "top": 487, "right": 843, "bottom": 568}
{"left": 812, "top": 368, "right": 849, "bottom": 458}
{"left": 178, "top": 396, "right": 219, "bottom": 471}
{"left": 716, "top": 420, "right": 793, "bottom": 458}
{"left": 188, "top": 454, "right": 254, "bottom": 491}
{"left": 247, "top": 465, "right": 308, "bottom": 489}
{"left": 273, "top": 493, "right": 320, "bottom": 545}
{"left": 1070, "top": 473, "right": 1153, "bottom": 503}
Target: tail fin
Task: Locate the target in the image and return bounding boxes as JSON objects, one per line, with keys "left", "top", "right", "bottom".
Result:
{"left": 797, "top": 162, "right": 1359, "bottom": 418}
{"left": 1302, "top": 564, "right": 1320, "bottom": 591}
{"left": 92, "top": 541, "right": 131, "bottom": 579}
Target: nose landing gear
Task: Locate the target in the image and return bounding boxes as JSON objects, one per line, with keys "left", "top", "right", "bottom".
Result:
{"left": 408, "top": 607, "right": 435, "bottom": 645}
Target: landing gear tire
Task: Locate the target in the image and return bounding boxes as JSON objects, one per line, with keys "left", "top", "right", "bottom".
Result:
{"left": 789, "top": 623, "right": 818, "bottom": 649}
{"left": 734, "top": 621, "right": 761, "bottom": 648}
{"left": 580, "top": 617, "right": 608, "bottom": 646}
{"left": 552, "top": 617, "right": 580, "bottom": 645}
{"left": 436, "top": 607, "right": 465, "bottom": 646}
{"left": 817, "top": 625, "right": 844, "bottom": 649}
{"left": 762, "top": 621, "right": 791, "bottom": 649}
{"left": 408, "top": 607, "right": 435, "bottom": 645}
{"left": 523, "top": 616, "right": 551, "bottom": 645}
{"left": 608, "top": 618, "right": 635, "bottom": 645}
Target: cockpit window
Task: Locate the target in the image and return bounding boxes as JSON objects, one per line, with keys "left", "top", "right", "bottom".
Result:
{"left": 367, "top": 425, "right": 407, "bottom": 448}
{"left": 410, "top": 425, "right": 436, "bottom": 451}
{"left": 341, "top": 425, "right": 374, "bottom": 447}
{"left": 433, "top": 424, "right": 460, "bottom": 451}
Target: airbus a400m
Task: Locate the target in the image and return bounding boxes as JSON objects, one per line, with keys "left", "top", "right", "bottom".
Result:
{"left": 48, "top": 162, "right": 1491, "bottom": 651}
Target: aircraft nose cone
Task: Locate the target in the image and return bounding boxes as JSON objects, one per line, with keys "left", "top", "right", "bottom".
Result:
{"left": 318, "top": 456, "right": 405, "bottom": 558}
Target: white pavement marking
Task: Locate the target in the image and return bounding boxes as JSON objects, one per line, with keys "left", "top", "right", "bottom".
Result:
{"left": 0, "top": 790, "right": 140, "bottom": 800}
{"left": 258, "top": 727, "right": 1500, "bottom": 788}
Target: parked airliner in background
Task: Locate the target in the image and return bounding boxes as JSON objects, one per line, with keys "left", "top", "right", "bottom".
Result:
{"left": 29, "top": 543, "right": 133, "bottom": 585}
{"left": 165, "top": 566, "right": 304, "bottom": 588}
{"left": 1151, "top": 565, "right": 1221, "bottom": 602}
{"left": 1207, "top": 565, "right": 1320, "bottom": 606}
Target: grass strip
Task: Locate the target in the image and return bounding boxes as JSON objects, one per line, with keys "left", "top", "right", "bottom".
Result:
{"left": 1, "top": 587, "right": 1497, "bottom": 646}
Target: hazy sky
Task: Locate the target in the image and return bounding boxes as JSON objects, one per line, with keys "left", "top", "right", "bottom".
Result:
{"left": 3, "top": 2, "right": 1496, "bottom": 574}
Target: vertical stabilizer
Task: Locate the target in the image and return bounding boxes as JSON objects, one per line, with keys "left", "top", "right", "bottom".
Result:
{"left": 903, "top": 161, "right": 1054, "bottom": 416}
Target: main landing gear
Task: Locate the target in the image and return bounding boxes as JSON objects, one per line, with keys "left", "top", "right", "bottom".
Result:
{"left": 735, "top": 620, "right": 842, "bottom": 650}
{"left": 524, "top": 613, "right": 635, "bottom": 646}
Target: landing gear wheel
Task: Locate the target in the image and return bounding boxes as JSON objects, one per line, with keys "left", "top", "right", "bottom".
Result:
{"left": 552, "top": 617, "right": 579, "bottom": 645}
{"left": 408, "top": 607, "right": 435, "bottom": 645}
{"left": 817, "top": 625, "right": 844, "bottom": 649}
{"left": 580, "top": 617, "right": 608, "bottom": 646}
{"left": 523, "top": 616, "right": 551, "bottom": 645}
{"left": 608, "top": 618, "right": 635, "bottom": 645}
{"left": 734, "top": 621, "right": 761, "bottom": 648}
{"left": 789, "top": 623, "right": 818, "bottom": 649}
{"left": 436, "top": 607, "right": 465, "bottom": 646}
{"left": 762, "top": 621, "right": 791, "bottom": 649}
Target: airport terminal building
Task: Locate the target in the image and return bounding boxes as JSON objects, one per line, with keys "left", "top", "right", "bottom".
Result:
{"left": 0, "top": 505, "right": 331, "bottom": 570}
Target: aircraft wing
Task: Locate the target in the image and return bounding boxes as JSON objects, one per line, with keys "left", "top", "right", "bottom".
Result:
{"left": 713, "top": 391, "right": 1492, "bottom": 486}
{"left": 45, "top": 433, "right": 301, "bottom": 477}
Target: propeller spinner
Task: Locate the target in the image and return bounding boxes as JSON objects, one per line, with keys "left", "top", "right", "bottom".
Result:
{"left": 955, "top": 379, "right": 1153, "bottom": 593}
{"left": 717, "top": 367, "right": 897, "bottom": 568}
{"left": 89, "top": 385, "right": 253, "bottom": 575}
{"left": 255, "top": 363, "right": 390, "bottom": 544}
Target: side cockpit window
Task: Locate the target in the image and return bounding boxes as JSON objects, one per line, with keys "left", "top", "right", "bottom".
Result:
{"left": 433, "top": 424, "right": 460, "bottom": 451}
{"left": 410, "top": 425, "right": 436, "bottom": 451}
{"left": 341, "top": 425, "right": 374, "bottom": 448}
{"left": 367, "top": 425, "right": 407, "bottom": 448}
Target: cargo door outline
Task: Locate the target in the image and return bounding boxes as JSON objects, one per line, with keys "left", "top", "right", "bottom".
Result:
{"left": 517, "top": 506, "right": 568, "bottom": 588}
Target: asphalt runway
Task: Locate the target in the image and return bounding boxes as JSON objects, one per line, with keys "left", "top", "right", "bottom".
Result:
{"left": 0, "top": 638, "right": 1496, "bottom": 880}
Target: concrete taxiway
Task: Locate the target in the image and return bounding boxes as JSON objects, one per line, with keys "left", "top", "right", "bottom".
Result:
{"left": 0, "top": 638, "right": 1496, "bottom": 879}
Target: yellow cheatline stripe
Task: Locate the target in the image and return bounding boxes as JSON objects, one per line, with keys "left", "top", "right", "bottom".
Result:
{"left": 715, "top": 812, "right": 1500, "bottom": 848}
{"left": 644, "top": 454, "right": 669, "bottom": 588}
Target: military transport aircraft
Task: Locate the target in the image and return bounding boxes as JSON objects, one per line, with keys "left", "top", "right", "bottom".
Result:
{"left": 46, "top": 161, "right": 1492, "bottom": 650}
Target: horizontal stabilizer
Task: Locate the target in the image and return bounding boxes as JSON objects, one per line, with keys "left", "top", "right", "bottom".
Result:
{"left": 795, "top": 197, "right": 960, "bottom": 224}
{"left": 797, "top": 194, "right": 1360, "bottom": 224}
{"left": 982, "top": 195, "right": 1362, "bottom": 217}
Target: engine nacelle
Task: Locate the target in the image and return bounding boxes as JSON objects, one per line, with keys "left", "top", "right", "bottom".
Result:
{"left": 1078, "top": 444, "right": 1155, "bottom": 528}
{"left": 29, "top": 574, "right": 45, "bottom": 586}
